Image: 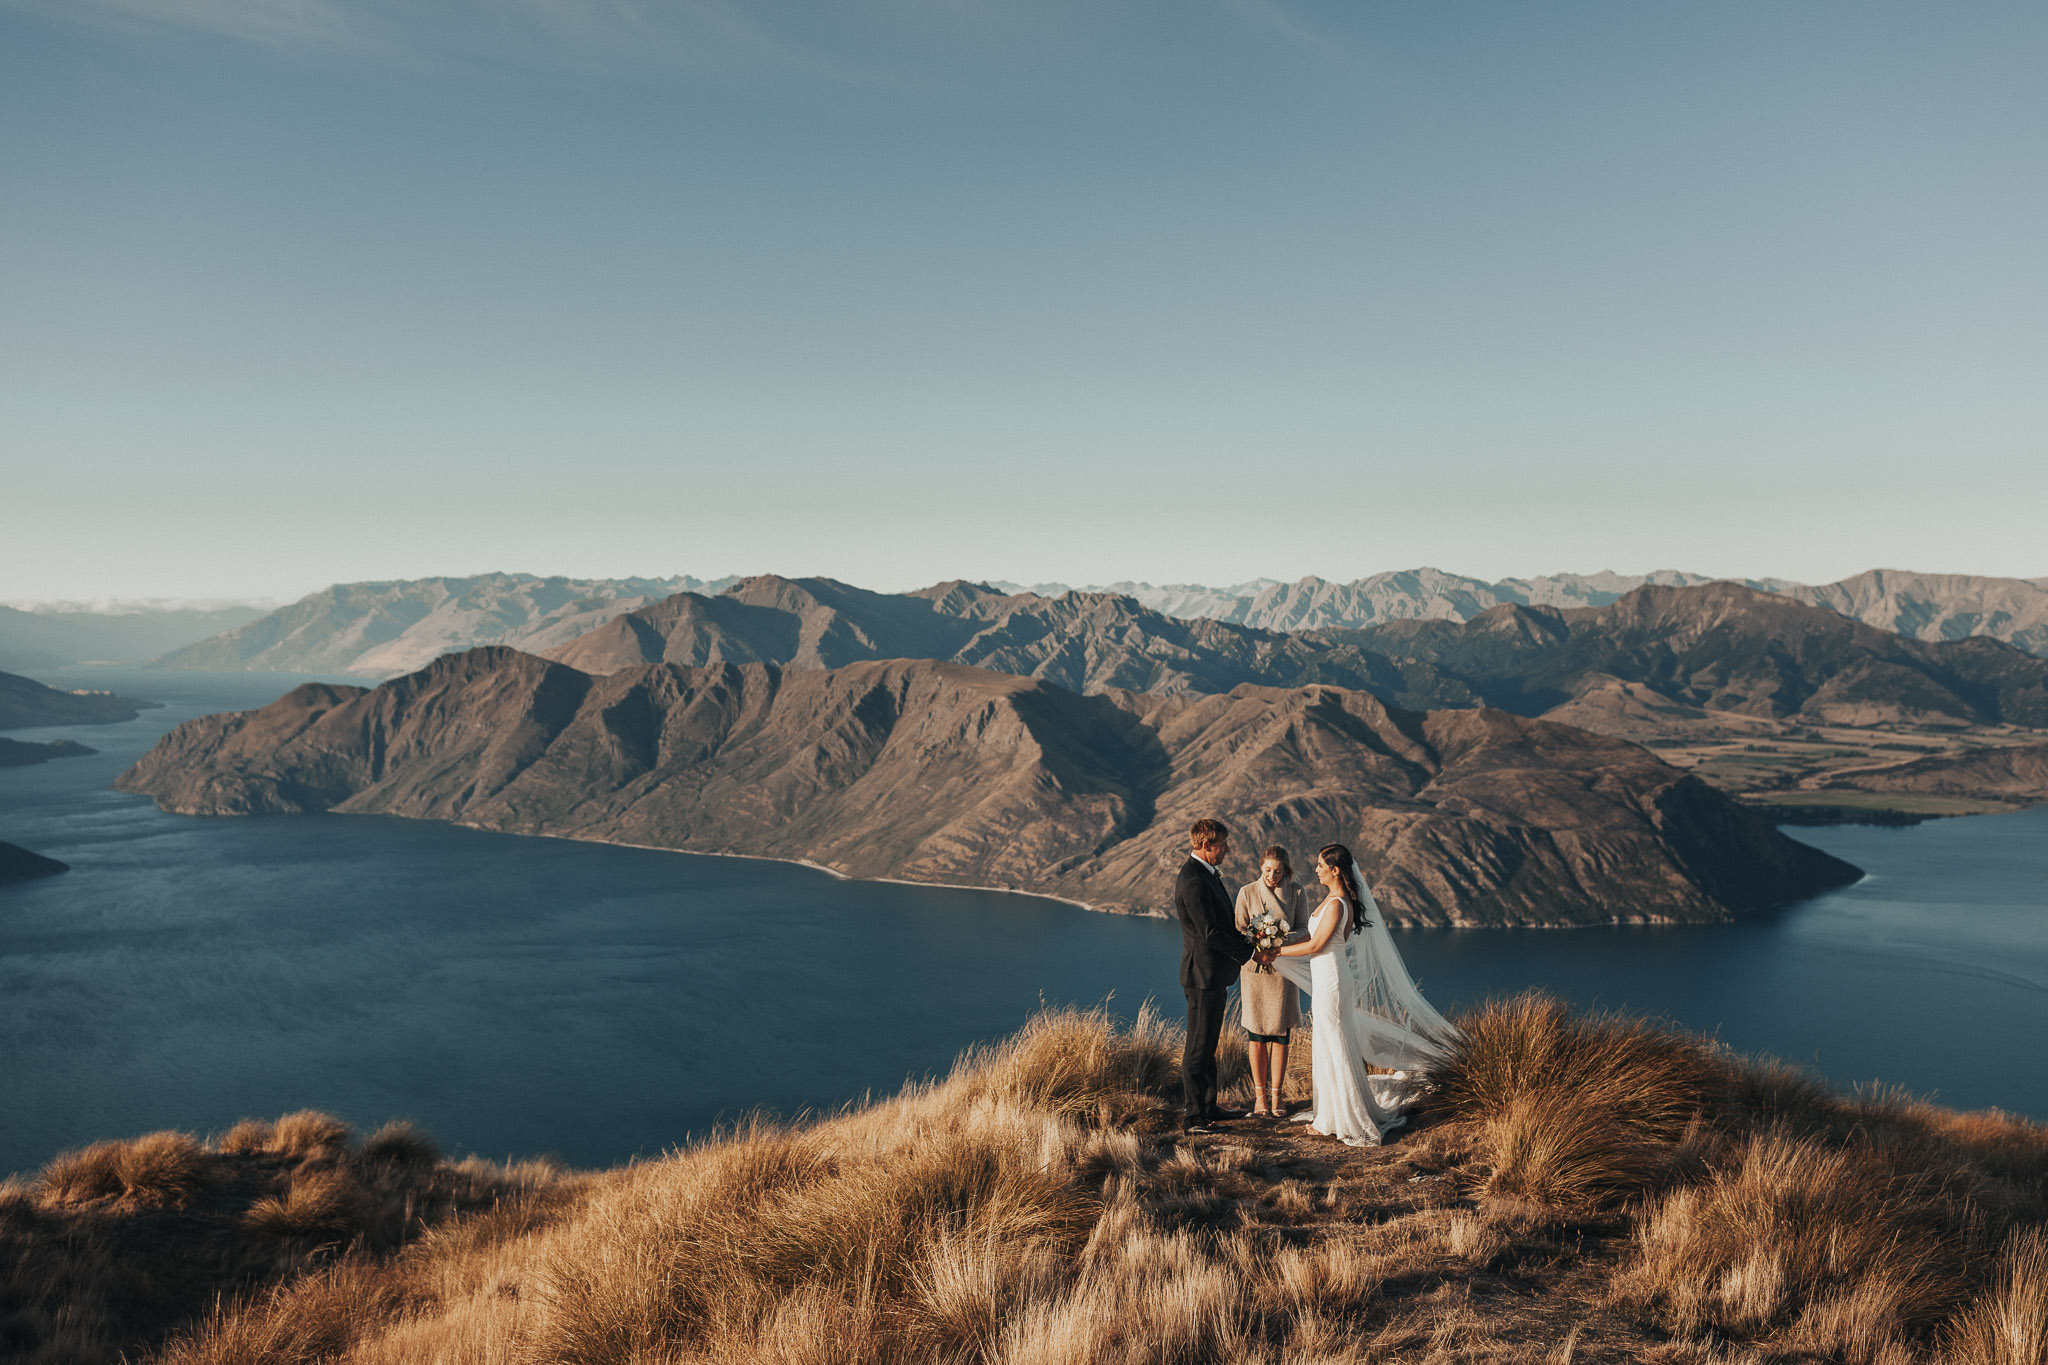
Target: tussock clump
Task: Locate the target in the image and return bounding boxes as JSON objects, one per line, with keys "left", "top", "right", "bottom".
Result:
{"left": 245, "top": 1169, "right": 369, "bottom": 1241}
{"left": 39, "top": 1131, "right": 205, "bottom": 1207}
{"left": 155, "top": 1260, "right": 421, "bottom": 1365}
{"left": 1944, "top": 1225, "right": 2048, "bottom": 1365}
{"left": 1428, "top": 993, "right": 1729, "bottom": 1210}
{"left": 361, "top": 1120, "right": 439, "bottom": 1168}
{"left": 38, "top": 1141, "right": 128, "bottom": 1205}
{"left": 266, "top": 1110, "right": 354, "bottom": 1157}
{"left": 950, "top": 1001, "right": 1181, "bottom": 1118}
{"left": 213, "top": 1120, "right": 275, "bottom": 1154}
{"left": 1613, "top": 1128, "right": 1969, "bottom": 1348}
{"left": 522, "top": 1111, "right": 1098, "bottom": 1363}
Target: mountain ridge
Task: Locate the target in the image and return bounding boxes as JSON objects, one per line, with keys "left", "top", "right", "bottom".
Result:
{"left": 140, "top": 567, "right": 2048, "bottom": 681}
{"left": 149, "top": 573, "right": 741, "bottom": 676}
{"left": 115, "top": 648, "right": 1860, "bottom": 927}
{"left": 545, "top": 574, "right": 1434, "bottom": 701}
{"left": 1031, "top": 567, "right": 2048, "bottom": 655}
{"left": 1326, "top": 582, "right": 2048, "bottom": 730}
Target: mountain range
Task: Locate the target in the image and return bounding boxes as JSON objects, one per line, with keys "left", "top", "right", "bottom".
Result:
{"left": 1025, "top": 568, "right": 2048, "bottom": 656}
{"left": 150, "top": 573, "right": 739, "bottom": 676}
{"left": 114, "top": 649, "right": 1858, "bottom": 927}
{"left": 546, "top": 575, "right": 1414, "bottom": 698}
{"left": 134, "top": 567, "right": 2048, "bottom": 679}
{"left": 544, "top": 576, "right": 2048, "bottom": 744}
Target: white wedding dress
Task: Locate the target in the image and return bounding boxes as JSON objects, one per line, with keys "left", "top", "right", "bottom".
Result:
{"left": 1273, "top": 884, "right": 1459, "bottom": 1146}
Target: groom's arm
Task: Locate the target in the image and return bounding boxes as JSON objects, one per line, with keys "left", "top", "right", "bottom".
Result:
{"left": 1201, "top": 879, "right": 1253, "bottom": 966}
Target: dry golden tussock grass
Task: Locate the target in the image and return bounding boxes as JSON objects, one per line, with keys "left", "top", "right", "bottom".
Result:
{"left": 8, "top": 998, "right": 2047, "bottom": 1365}
{"left": 361, "top": 1119, "right": 440, "bottom": 1168}
{"left": 1943, "top": 1225, "right": 2048, "bottom": 1365}
{"left": 39, "top": 1130, "right": 207, "bottom": 1208}
{"left": 0, "top": 1115, "right": 578, "bottom": 1364}
{"left": 1425, "top": 992, "right": 1728, "bottom": 1209}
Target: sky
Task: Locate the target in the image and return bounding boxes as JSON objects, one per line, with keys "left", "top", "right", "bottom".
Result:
{"left": 3, "top": 1, "right": 2044, "bottom": 604}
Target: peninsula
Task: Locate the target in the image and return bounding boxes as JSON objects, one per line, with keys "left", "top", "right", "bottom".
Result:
{"left": 116, "top": 647, "right": 1858, "bottom": 926}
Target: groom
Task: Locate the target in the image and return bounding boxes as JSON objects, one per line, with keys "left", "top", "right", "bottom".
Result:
{"left": 1174, "top": 818, "right": 1257, "bottom": 1134}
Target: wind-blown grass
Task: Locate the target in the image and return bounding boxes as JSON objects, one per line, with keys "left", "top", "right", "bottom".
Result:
{"left": 6, "top": 999, "right": 2044, "bottom": 1364}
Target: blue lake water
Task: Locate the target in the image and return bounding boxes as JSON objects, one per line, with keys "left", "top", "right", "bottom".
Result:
{"left": 3, "top": 669, "right": 2044, "bottom": 1177}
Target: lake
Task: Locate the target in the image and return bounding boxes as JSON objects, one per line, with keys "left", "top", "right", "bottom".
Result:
{"left": 3, "top": 669, "right": 2044, "bottom": 1177}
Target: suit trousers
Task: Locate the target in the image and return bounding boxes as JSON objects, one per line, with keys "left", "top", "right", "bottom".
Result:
{"left": 1181, "top": 982, "right": 1230, "bottom": 1118}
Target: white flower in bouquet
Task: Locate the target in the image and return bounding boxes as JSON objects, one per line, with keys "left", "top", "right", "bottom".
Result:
{"left": 1246, "top": 908, "right": 1287, "bottom": 973}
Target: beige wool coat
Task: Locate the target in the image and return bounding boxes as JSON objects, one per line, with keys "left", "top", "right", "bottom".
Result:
{"left": 1233, "top": 878, "right": 1308, "bottom": 1036}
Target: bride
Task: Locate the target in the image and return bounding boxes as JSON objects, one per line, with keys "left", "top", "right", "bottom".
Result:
{"left": 1271, "top": 843, "right": 1459, "bottom": 1146}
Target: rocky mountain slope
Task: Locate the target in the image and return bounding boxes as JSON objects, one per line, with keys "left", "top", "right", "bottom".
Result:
{"left": 1772, "top": 568, "right": 2048, "bottom": 657}
{"left": 1327, "top": 582, "right": 2048, "bottom": 730}
{"left": 116, "top": 648, "right": 1858, "bottom": 926}
{"left": 150, "top": 573, "right": 740, "bottom": 676}
{"left": 0, "top": 669, "right": 157, "bottom": 731}
{"left": 547, "top": 575, "right": 1436, "bottom": 700}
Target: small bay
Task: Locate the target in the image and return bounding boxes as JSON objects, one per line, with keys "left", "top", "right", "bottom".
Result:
{"left": 3, "top": 669, "right": 2043, "bottom": 1178}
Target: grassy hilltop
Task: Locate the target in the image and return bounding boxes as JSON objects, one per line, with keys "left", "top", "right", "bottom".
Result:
{"left": 4, "top": 1000, "right": 2044, "bottom": 1365}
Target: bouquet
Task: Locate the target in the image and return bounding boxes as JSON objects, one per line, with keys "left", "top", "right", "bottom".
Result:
{"left": 1245, "top": 908, "right": 1288, "bottom": 973}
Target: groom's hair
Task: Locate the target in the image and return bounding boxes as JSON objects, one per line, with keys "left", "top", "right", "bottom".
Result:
{"left": 1188, "top": 818, "right": 1228, "bottom": 851}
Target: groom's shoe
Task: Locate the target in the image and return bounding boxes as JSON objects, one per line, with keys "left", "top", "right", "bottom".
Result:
{"left": 1205, "top": 1106, "right": 1249, "bottom": 1122}
{"left": 1181, "top": 1117, "right": 1218, "bottom": 1136}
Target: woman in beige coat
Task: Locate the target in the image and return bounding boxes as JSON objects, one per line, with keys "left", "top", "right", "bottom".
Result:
{"left": 1235, "top": 845, "right": 1309, "bottom": 1117}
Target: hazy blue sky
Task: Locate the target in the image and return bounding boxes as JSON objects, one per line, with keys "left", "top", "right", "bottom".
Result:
{"left": 4, "top": 1, "right": 2044, "bottom": 602}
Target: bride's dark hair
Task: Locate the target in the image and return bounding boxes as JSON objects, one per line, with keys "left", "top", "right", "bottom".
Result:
{"left": 1318, "top": 843, "right": 1364, "bottom": 937}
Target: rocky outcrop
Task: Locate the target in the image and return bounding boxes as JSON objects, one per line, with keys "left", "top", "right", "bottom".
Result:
{"left": 150, "top": 574, "right": 741, "bottom": 676}
{"left": 117, "top": 649, "right": 1860, "bottom": 927}
{"left": 0, "top": 670, "right": 157, "bottom": 731}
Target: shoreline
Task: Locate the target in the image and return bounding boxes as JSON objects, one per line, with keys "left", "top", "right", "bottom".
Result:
{"left": 448, "top": 821, "right": 1114, "bottom": 917}
{"left": 424, "top": 815, "right": 1827, "bottom": 932}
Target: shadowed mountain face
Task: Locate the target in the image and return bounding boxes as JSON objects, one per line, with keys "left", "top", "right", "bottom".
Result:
{"left": 1325, "top": 583, "right": 2048, "bottom": 729}
{"left": 116, "top": 649, "right": 1859, "bottom": 927}
{"left": 0, "top": 669, "right": 157, "bottom": 731}
{"left": 547, "top": 575, "right": 1458, "bottom": 702}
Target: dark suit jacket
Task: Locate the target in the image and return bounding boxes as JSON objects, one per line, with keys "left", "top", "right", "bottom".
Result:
{"left": 1174, "top": 856, "right": 1253, "bottom": 990}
